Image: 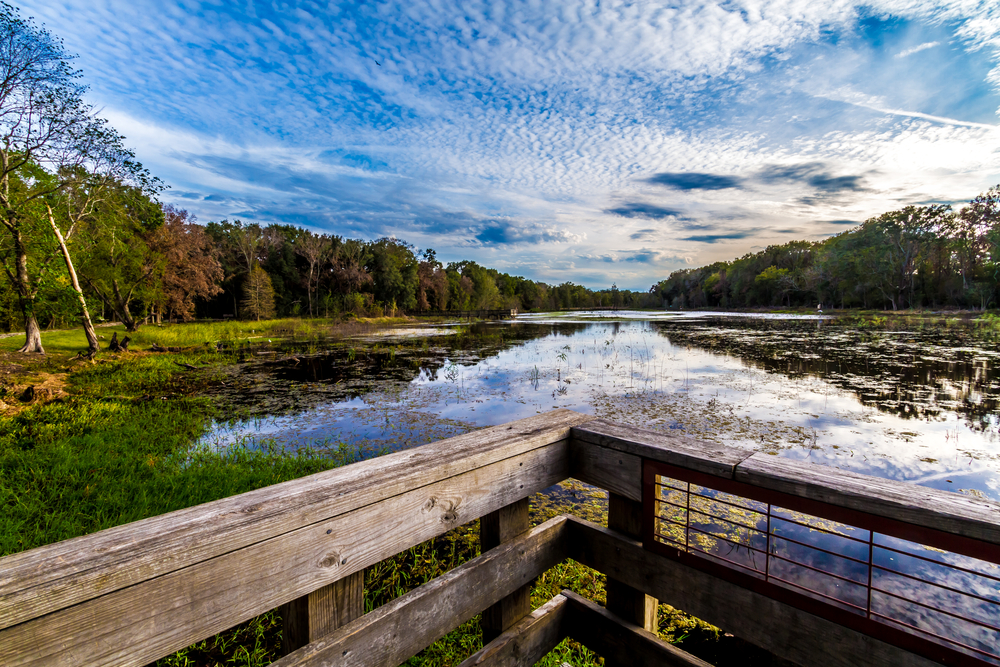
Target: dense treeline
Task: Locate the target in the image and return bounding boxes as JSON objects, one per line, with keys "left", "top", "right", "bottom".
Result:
{"left": 653, "top": 188, "right": 1000, "bottom": 311}
{"left": 1, "top": 198, "right": 653, "bottom": 334}
{"left": 197, "top": 220, "right": 653, "bottom": 321}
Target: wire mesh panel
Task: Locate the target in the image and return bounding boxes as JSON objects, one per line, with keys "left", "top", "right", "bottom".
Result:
{"left": 643, "top": 461, "right": 1000, "bottom": 666}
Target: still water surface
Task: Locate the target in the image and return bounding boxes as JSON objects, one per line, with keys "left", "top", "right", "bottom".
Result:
{"left": 200, "top": 311, "right": 1000, "bottom": 502}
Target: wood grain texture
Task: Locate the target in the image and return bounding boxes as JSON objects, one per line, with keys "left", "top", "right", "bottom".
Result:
{"left": 0, "top": 409, "right": 593, "bottom": 631}
{"left": 280, "top": 571, "right": 364, "bottom": 654}
{"left": 561, "top": 590, "right": 712, "bottom": 667}
{"left": 569, "top": 440, "right": 641, "bottom": 501}
{"left": 736, "top": 454, "right": 1000, "bottom": 547}
{"left": 457, "top": 594, "right": 567, "bottom": 667}
{"left": 480, "top": 498, "right": 531, "bottom": 643}
{"left": 271, "top": 516, "right": 570, "bottom": 667}
{"left": 571, "top": 419, "right": 752, "bottom": 479}
{"left": 0, "top": 442, "right": 571, "bottom": 667}
{"left": 566, "top": 516, "right": 938, "bottom": 667}
{"left": 605, "top": 494, "right": 657, "bottom": 634}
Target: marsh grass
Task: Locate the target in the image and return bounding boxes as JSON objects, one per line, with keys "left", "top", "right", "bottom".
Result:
{"left": 0, "top": 316, "right": 416, "bottom": 358}
{"left": 0, "top": 354, "right": 346, "bottom": 555}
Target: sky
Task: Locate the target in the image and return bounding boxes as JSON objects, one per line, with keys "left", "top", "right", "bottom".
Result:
{"left": 16, "top": 0, "right": 1000, "bottom": 290}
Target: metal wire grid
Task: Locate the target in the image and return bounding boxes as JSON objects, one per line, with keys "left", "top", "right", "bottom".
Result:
{"left": 644, "top": 464, "right": 1000, "bottom": 666}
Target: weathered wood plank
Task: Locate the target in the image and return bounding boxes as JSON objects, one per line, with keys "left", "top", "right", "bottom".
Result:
{"left": 561, "top": 589, "right": 712, "bottom": 667}
{"left": 571, "top": 420, "right": 752, "bottom": 479}
{"left": 272, "top": 516, "right": 569, "bottom": 667}
{"left": 480, "top": 498, "right": 531, "bottom": 643}
{"left": 0, "top": 409, "right": 593, "bottom": 631}
{"left": 605, "top": 494, "right": 657, "bottom": 635}
{"left": 0, "top": 442, "right": 571, "bottom": 667}
{"left": 569, "top": 439, "right": 641, "bottom": 501}
{"left": 566, "top": 516, "right": 938, "bottom": 667}
{"left": 735, "top": 454, "right": 1000, "bottom": 547}
{"left": 458, "top": 594, "right": 567, "bottom": 667}
{"left": 280, "top": 571, "right": 364, "bottom": 654}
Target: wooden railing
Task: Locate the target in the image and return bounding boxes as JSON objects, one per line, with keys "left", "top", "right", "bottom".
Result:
{"left": 1, "top": 410, "right": 998, "bottom": 666}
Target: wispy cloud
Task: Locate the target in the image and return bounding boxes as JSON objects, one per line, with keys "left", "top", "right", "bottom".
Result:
{"left": 605, "top": 203, "right": 689, "bottom": 220}
{"left": 646, "top": 173, "right": 744, "bottom": 191}
{"left": 679, "top": 230, "right": 764, "bottom": 244}
{"left": 895, "top": 41, "right": 940, "bottom": 58}
{"left": 756, "top": 162, "right": 869, "bottom": 193}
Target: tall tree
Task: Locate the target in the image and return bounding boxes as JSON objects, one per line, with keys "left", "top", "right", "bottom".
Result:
{"left": 77, "top": 183, "right": 164, "bottom": 331}
{"left": 954, "top": 185, "right": 1000, "bottom": 308}
{"left": 0, "top": 3, "right": 150, "bottom": 352}
{"left": 330, "top": 238, "right": 371, "bottom": 297}
{"left": 416, "top": 248, "right": 448, "bottom": 310}
{"left": 149, "top": 205, "right": 223, "bottom": 321}
{"left": 242, "top": 263, "right": 275, "bottom": 321}
{"left": 293, "top": 230, "right": 331, "bottom": 318}
{"left": 366, "top": 237, "right": 418, "bottom": 312}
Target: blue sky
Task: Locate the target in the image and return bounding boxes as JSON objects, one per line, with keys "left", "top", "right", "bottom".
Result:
{"left": 18, "top": 0, "right": 1000, "bottom": 289}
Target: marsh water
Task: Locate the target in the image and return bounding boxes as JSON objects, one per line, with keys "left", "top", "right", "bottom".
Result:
{"left": 201, "top": 311, "right": 1000, "bottom": 502}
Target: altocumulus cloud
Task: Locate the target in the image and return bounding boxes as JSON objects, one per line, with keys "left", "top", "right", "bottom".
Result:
{"left": 646, "top": 172, "right": 745, "bottom": 191}
{"left": 604, "top": 203, "right": 690, "bottom": 220}
{"left": 474, "top": 220, "right": 582, "bottom": 246}
{"left": 17, "top": 0, "right": 1000, "bottom": 289}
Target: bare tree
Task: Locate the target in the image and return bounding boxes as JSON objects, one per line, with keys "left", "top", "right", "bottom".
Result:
{"left": 331, "top": 238, "right": 371, "bottom": 296}
{"left": 294, "top": 230, "right": 332, "bottom": 318}
{"left": 231, "top": 222, "right": 265, "bottom": 275}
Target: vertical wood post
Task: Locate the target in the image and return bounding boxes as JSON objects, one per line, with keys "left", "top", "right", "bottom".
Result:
{"left": 479, "top": 497, "right": 531, "bottom": 644}
{"left": 606, "top": 493, "right": 657, "bottom": 634}
{"left": 280, "top": 571, "right": 364, "bottom": 654}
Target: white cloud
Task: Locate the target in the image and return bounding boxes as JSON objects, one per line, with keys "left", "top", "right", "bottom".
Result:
{"left": 895, "top": 41, "right": 941, "bottom": 57}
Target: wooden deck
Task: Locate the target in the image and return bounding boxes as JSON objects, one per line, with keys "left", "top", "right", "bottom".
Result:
{"left": 1, "top": 410, "right": 997, "bottom": 666}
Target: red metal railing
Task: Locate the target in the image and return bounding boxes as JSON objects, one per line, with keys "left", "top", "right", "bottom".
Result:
{"left": 642, "top": 461, "right": 1000, "bottom": 666}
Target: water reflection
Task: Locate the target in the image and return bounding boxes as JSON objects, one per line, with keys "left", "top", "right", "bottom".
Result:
{"left": 653, "top": 472, "right": 1000, "bottom": 664}
{"left": 654, "top": 317, "right": 1000, "bottom": 426}
{"left": 197, "top": 312, "right": 1000, "bottom": 501}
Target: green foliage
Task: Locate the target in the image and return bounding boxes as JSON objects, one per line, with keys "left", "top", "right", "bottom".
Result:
{"left": 156, "top": 611, "right": 281, "bottom": 667}
{"left": 366, "top": 237, "right": 419, "bottom": 312}
{"left": 0, "top": 355, "right": 342, "bottom": 555}
{"left": 654, "top": 187, "right": 1000, "bottom": 311}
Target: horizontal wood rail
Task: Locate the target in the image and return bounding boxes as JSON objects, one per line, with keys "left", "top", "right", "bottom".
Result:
{"left": 1, "top": 410, "right": 997, "bottom": 666}
{"left": 459, "top": 589, "right": 711, "bottom": 667}
{"left": 570, "top": 419, "right": 1000, "bottom": 546}
{"left": 0, "top": 410, "right": 592, "bottom": 667}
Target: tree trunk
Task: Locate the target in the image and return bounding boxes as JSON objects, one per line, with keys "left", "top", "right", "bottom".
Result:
{"left": 18, "top": 315, "right": 44, "bottom": 354}
{"left": 111, "top": 279, "right": 140, "bottom": 331}
{"left": 47, "top": 207, "right": 99, "bottom": 354}
{"left": 307, "top": 264, "right": 315, "bottom": 318}
{"left": 10, "top": 228, "right": 44, "bottom": 354}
